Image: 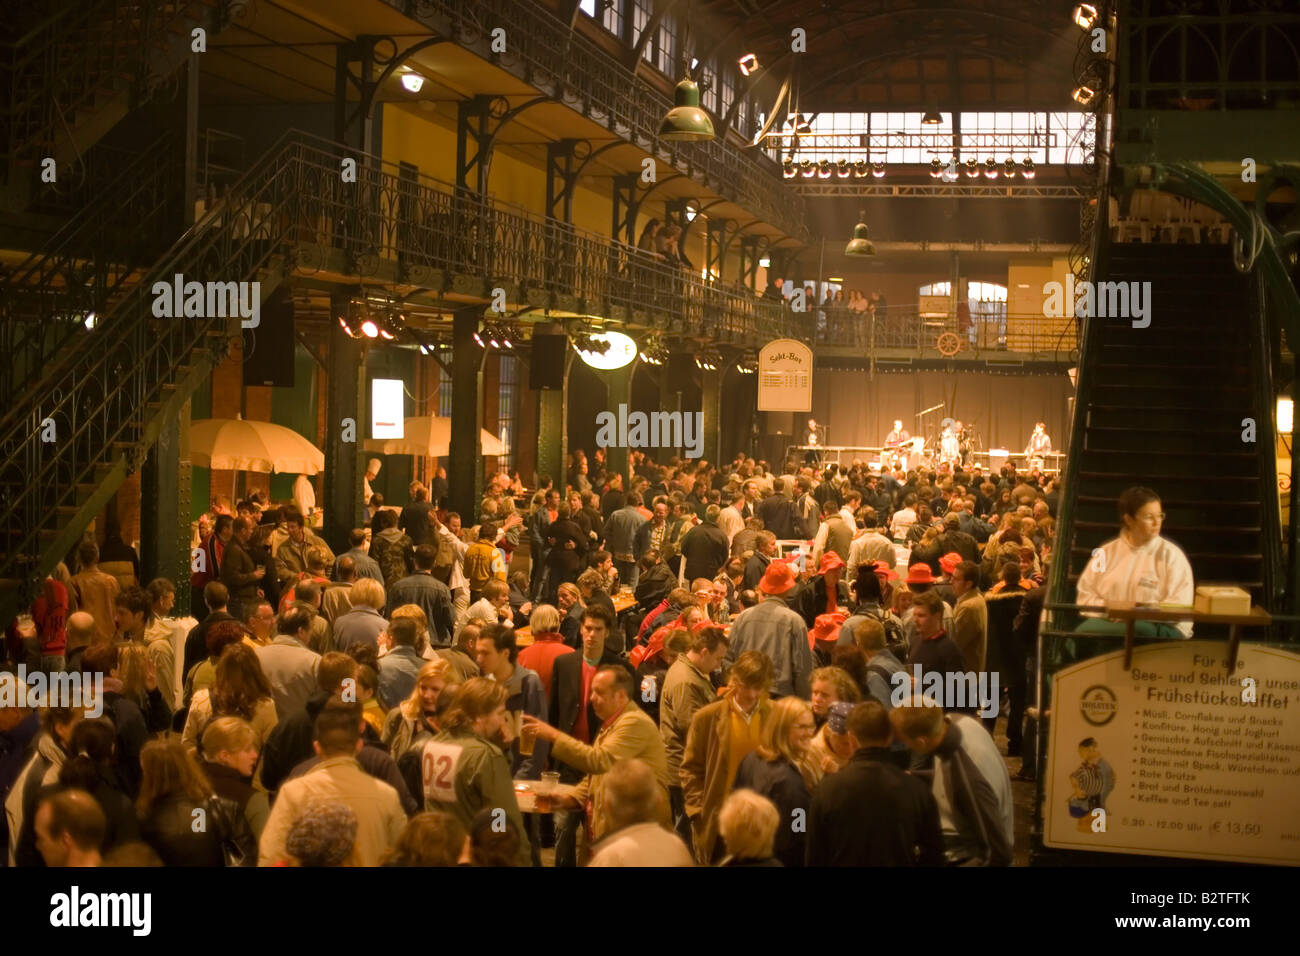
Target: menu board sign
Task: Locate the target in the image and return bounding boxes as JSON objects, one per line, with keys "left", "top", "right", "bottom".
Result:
{"left": 1045, "top": 640, "right": 1300, "bottom": 865}
{"left": 757, "top": 338, "right": 813, "bottom": 412}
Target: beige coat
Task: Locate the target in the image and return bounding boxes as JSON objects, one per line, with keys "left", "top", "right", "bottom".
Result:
{"left": 951, "top": 589, "right": 988, "bottom": 672}
{"left": 680, "top": 696, "right": 773, "bottom": 864}
{"left": 551, "top": 703, "right": 671, "bottom": 844}
{"left": 257, "top": 755, "right": 405, "bottom": 866}
{"left": 182, "top": 691, "right": 279, "bottom": 758}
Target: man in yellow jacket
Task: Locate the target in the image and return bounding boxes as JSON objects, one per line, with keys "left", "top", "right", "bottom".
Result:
{"left": 525, "top": 667, "right": 671, "bottom": 855}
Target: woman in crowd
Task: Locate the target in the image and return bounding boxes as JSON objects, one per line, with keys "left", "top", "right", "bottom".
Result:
{"left": 136, "top": 739, "right": 256, "bottom": 866}
{"left": 715, "top": 557, "right": 745, "bottom": 614}
{"left": 57, "top": 717, "right": 139, "bottom": 852}
{"left": 716, "top": 789, "right": 782, "bottom": 867}
{"left": 182, "top": 642, "right": 278, "bottom": 759}
{"left": 115, "top": 643, "right": 172, "bottom": 730}
{"left": 802, "top": 700, "right": 857, "bottom": 787}
{"left": 427, "top": 678, "right": 531, "bottom": 866}
{"left": 515, "top": 604, "right": 573, "bottom": 702}
{"left": 1076, "top": 486, "right": 1193, "bottom": 637}
{"left": 184, "top": 619, "right": 247, "bottom": 704}
{"left": 382, "top": 658, "right": 454, "bottom": 761}
{"left": 384, "top": 812, "right": 469, "bottom": 866}
{"left": 810, "top": 665, "right": 862, "bottom": 731}
{"left": 634, "top": 627, "right": 691, "bottom": 725}
{"left": 200, "top": 717, "right": 271, "bottom": 840}
{"left": 732, "top": 697, "right": 815, "bottom": 867}
{"left": 284, "top": 800, "right": 359, "bottom": 867}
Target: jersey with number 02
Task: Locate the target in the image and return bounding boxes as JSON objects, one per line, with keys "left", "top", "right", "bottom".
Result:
{"left": 422, "top": 739, "right": 464, "bottom": 803}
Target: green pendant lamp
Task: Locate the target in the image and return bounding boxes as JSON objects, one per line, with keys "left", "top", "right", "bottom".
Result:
{"left": 659, "top": 77, "right": 715, "bottom": 142}
{"left": 844, "top": 210, "right": 875, "bottom": 256}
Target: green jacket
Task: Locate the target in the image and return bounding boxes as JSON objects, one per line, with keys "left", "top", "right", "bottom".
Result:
{"left": 428, "top": 728, "right": 531, "bottom": 866}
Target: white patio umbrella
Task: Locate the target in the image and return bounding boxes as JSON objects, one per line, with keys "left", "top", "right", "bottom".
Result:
{"left": 190, "top": 418, "right": 326, "bottom": 474}
{"left": 363, "top": 415, "right": 506, "bottom": 457}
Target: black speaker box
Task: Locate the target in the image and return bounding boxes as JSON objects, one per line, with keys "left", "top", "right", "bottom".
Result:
{"left": 242, "top": 285, "right": 294, "bottom": 388}
{"left": 529, "top": 334, "right": 568, "bottom": 390}
{"left": 666, "top": 351, "right": 696, "bottom": 391}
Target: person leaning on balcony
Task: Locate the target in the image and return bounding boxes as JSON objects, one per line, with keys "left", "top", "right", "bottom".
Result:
{"left": 1075, "top": 486, "right": 1194, "bottom": 638}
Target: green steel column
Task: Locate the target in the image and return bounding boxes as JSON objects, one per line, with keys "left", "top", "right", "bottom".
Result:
{"left": 324, "top": 295, "right": 366, "bottom": 553}
{"left": 535, "top": 352, "right": 570, "bottom": 488}
{"left": 701, "top": 367, "right": 721, "bottom": 466}
{"left": 141, "top": 401, "right": 192, "bottom": 614}
{"left": 449, "top": 307, "right": 484, "bottom": 518}
{"left": 605, "top": 362, "right": 635, "bottom": 488}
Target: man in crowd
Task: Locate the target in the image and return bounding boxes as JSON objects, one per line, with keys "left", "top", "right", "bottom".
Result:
{"left": 274, "top": 509, "right": 335, "bottom": 590}
{"left": 183, "top": 582, "right": 234, "bottom": 679}
{"left": 889, "top": 697, "right": 1014, "bottom": 866}
{"left": 846, "top": 508, "right": 895, "bottom": 580}
{"left": 400, "top": 482, "right": 434, "bottom": 546}
{"left": 377, "top": 618, "right": 425, "bottom": 711}
{"left": 113, "top": 586, "right": 176, "bottom": 711}
{"left": 33, "top": 790, "right": 106, "bottom": 868}
{"left": 587, "top": 758, "right": 694, "bottom": 867}
{"left": 756, "top": 478, "right": 796, "bottom": 540}
{"left": 221, "top": 516, "right": 267, "bottom": 622}
{"left": 678, "top": 505, "right": 729, "bottom": 583}
{"left": 255, "top": 605, "right": 321, "bottom": 717}
{"left": 724, "top": 563, "right": 811, "bottom": 700}
{"left": 332, "top": 579, "right": 387, "bottom": 653}
{"left": 334, "top": 529, "right": 384, "bottom": 583}
{"left": 741, "top": 531, "right": 776, "bottom": 590}
{"left": 387, "top": 544, "right": 455, "bottom": 645}
{"left": 950, "top": 560, "right": 988, "bottom": 674}
{"left": 474, "top": 624, "right": 548, "bottom": 779}
{"left": 70, "top": 541, "right": 119, "bottom": 644}
{"left": 906, "top": 590, "right": 967, "bottom": 708}
{"left": 806, "top": 701, "right": 943, "bottom": 866}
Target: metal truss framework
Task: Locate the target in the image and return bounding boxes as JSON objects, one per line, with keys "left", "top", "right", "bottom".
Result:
{"left": 789, "top": 182, "right": 1089, "bottom": 198}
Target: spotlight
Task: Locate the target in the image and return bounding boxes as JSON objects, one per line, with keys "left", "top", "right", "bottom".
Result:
{"left": 983, "top": 157, "right": 999, "bottom": 180}
{"left": 921, "top": 110, "right": 942, "bottom": 125}
{"left": 1021, "top": 158, "right": 1036, "bottom": 179}
{"left": 685, "top": 201, "right": 699, "bottom": 222}
{"left": 400, "top": 71, "right": 424, "bottom": 93}
{"left": 871, "top": 161, "right": 886, "bottom": 179}
{"left": 738, "top": 53, "right": 759, "bottom": 76}
{"left": 783, "top": 160, "right": 797, "bottom": 178}
{"left": 361, "top": 319, "right": 380, "bottom": 338}
{"left": 929, "top": 158, "right": 943, "bottom": 178}
{"left": 84, "top": 311, "right": 97, "bottom": 330}
{"left": 852, "top": 159, "right": 869, "bottom": 178}
{"left": 473, "top": 329, "right": 485, "bottom": 348}
{"left": 964, "top": 158, "right": 980, "bottom": 178}
{"left": 800, "top": 160, "right": 816, "bottom": 178}
{"left": 817, "top": 160, "right": 832, "bottom": 179}
{"left": 1073, "top": 3, "right": 1099, "bottom": 29}
{"left": 836, "top": 159, "right": 851, "bottom": 178}
{"left": 1072, "top": 85, "right": 1097, "bottom": 106}
{"left": 1003, "top": 158, "right": 1018, "bottom": 178}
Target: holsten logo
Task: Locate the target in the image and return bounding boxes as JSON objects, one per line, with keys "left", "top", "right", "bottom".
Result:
{"left": 50, "top": 887, "right": 151, "bottom": 936}
{"left": 0, "top": 667, "right": 102, "bottom": 718}
{"left": 891, "top": 666, "right": 999, "bottom": 718}
{"left": 595, "top": 404, "right": 704, "bottom": 459}
{"left": 1042, "top": 274, "right": 1151, "bottom": 328}
{"left": 151, "top": 272, "right": 261, "bottom": 328}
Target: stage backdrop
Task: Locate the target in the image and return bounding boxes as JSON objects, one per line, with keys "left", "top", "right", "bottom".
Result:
{"left": 789, "top": 369, "right": 1073, "bottom": 459}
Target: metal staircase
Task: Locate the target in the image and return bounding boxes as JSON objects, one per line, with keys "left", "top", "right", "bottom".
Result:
{"left": 0, "top": 130, "right": 320, "bottom": 623}
{"left": 1, "top": 0, "right": 223, "bottom": 205}
{"left": 0, "top": 128, "right": 184, "bottom": 408}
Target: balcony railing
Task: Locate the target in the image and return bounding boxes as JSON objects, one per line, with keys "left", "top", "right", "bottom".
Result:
{"left": 812, "top": 305, "right": 1076, "bottom": 359}
{"left": 387, "top": 0, "right": 808, "bottom": 243}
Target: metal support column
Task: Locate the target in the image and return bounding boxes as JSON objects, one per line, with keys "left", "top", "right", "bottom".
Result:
{"left": 545, "top": 139, "right": 582, "bottom": 223}
{"left": 535, "top": 324, "right": 571, "bottom": 487}
{"left": 706, "top": 218, "right": 730, "bottom": 281}
{"left": 604, "top": 362, "right": 636, "bottom": 489}
{"left": 611, "top": 173, "right": 639, "bottom": 245}
{"left": 448, "top": 307, "right": 485, "bottom": 518}
{"left": 141, "top": 403, "right": 192, "bottom": 615}
{"left": 738, "top": 236, "right": 760, "bottom": 292}
{"left": 456, "top": 95, "right": 494, "bottom": 195}
{"left": 324, "top": 291, "right": 366, "bottom": 553}
{"left": 701, "top": 367, "right": 721, "bottom": 466}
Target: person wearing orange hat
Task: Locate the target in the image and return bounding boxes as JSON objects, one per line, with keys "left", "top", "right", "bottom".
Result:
{"left": 723, "top": 562, "right": 814, "bottom": 700}
{"left": 797, "top": 551, "right": 850, "bottom": 630}
{"left": 901, "top": 564, "right": 953, "bottom": 655}
{"left": 869, "top": 559, "right": 899, "bottom": 609}
{"left": 808, "top": 611, "right": 848, "bottom": 668}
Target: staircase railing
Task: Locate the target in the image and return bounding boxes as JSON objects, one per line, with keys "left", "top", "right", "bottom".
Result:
{"left": 0, "top": 127, "right": 183, "bottom": 407}
{"left": 0, "top": 0, "right": 211, "bottom": 180}
{"left": 0, "top": 127, "right": 311, "bottom": 598}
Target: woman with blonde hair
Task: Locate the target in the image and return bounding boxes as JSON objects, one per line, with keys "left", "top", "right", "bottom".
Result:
{"left": 429, "top": 678, "right": 531, "bottom": 866}
{"left": 382, "top": 657, "right": 453, "bottom": 759}
{"left": 809, "top": 665, "right": 861, "bottom": 731}
{"left": 201, "top": 717, "right": 271, "bottom": 839}
{"left": 890, "top": 584, "right": 914, "bottom": 618}
{"left": 136, "top": 739, "right": 256, "bottom": 866}
{"left": 114, "top": 642, "right": 173, "bottom": 732}
{"left": 390, "top": 603, "right": 432, "bottom": 656}
{"left": 182, "top": 642, "right": 278, "bottom": 760}
{"left": 716, "top": 789, "right": 781, "bottom": 867}
{"left": 732, "top": 696, "right": 815, "bottom": 867}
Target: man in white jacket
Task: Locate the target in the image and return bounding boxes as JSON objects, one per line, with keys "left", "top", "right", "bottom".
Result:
{"left": 1075, "top": 487, "right": 1194, "bottom": 637}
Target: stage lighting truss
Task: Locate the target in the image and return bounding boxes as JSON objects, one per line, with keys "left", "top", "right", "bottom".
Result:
{"left": 736, "top": 354, "right": 758, "bottom": 375}
{"left": 695, "top": 349, "right": 723, "bottom": 371}
{"left": 639, "top": 335, "right": 670, "bottom": 366}
{"left": 476, "top": 320, "right": 515, "bottom": 350}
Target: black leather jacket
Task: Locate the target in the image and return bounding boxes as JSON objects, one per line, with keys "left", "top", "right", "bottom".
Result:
{"left": 139, "top": 793, "right": 256, "bottom": 867}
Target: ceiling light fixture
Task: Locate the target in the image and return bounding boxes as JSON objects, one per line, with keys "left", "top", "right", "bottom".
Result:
{"left": 738, "top": 53, "right": 759, "bottom": 76}
{"left": 836, "top": 159, "right": 852, "bottom": 178}
{"left": 659, "top": 77, "right": 715, "bottom": 141}
{"left": 360, "top": 319, "right": 379, "bottom": 338}
{"left": 1021, "top": 158, "right": 1036, "bottom": 179}
{"left": 1003, "top": 158, "right": 1018, "bottom": 178}
{"left": 1072, "top": 84, "right": 1097, "bottom": 106}
{"left": 844, "top": 210, "right": 875, "bottom": 257}
{"left": 871, "top": 161, "right": 886, "bottom": 178}
{"left": 817, "top": 160, "right": 832, "bottom": 178}
{"left": 983, "top": 157, "right": 999, "bottom": 180}
{"left": 1073, "top": 3, "right": 1099, "bottom": 29}
{"left": 921, "top": 109, "right": 943, "bottom": 125}
{"left": 400, "top": 71, "right": 424, "bottom": 93}
{"left": 965, "top": 158, "right": 980, "bottom": 178}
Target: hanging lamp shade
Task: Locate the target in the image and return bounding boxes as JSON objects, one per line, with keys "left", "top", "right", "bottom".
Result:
{"left": 844, "top": 218, "right": 875, "bottom": 256}
{"left": 921, "top": 109, "right": 943, "bottom": 125}
{"left": 659, "top": 78, "right": 715, "bottom": 141}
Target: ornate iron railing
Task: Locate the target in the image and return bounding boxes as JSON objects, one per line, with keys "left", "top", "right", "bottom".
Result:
{"left": 0, "top": 128, "right": 184, "bottom": 407}
{"left": 386, "top": 0, "right": 809, "bottom": 243}
{"left": 813, "top": 306, "right": 1077, "bottom": 359}
{"left": 0, "top": 0, "right": 213, "bottom": 181}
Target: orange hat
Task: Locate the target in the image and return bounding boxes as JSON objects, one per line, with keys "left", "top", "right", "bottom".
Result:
{"left": 817, "top": 552, "right": 845, "bottom": 576}
{"left": 758, "top": 561, "right": 798, "bottom": 595}
{"left": 938, "top": 552, "right": 963, "bottom": 575}
{"left": 905, "top": 564, "right": 936, "bottom": 585}
{"left": 870, "top": 560, "right": 899, "bottom": 581}
{"left": 808, "top": 611, "right": 847, "bottom": 649}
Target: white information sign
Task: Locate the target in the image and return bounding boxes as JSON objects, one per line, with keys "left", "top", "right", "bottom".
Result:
{"left": 757, "top": 338, "right": 813, "bottom": 412}
{"left": 1045, "top": 640, "right": 1300, "bottom": 865}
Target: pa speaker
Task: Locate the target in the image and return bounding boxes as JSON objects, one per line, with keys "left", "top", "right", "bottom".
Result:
{"left": 529, "top": 334, "right": 568, "bottom": 390}
{"left": 242, "top": 285, "right": 294, "bottom": 388}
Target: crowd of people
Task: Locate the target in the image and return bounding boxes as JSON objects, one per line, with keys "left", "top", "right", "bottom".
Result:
{"left": 0, "top": 446, "right": 1191, "bottom": 867}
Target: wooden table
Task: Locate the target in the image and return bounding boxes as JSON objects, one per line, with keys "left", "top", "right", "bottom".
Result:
{"left": 1104, "top": 600, "right": 1272, "bottom": 674}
